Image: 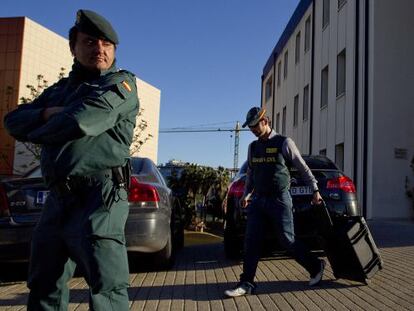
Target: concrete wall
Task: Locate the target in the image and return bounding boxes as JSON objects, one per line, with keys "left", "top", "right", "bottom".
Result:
{"left": 368, "top": 0, "right": 414, "bottom": 219}
{"left": 261, "top": 0, "right": 414, "bottom": 219}
{"left": 312, "top": 0, "right": 357, "bottom": 177}
{"left": 264, "top": 4, "right": 313, "bottom": 155}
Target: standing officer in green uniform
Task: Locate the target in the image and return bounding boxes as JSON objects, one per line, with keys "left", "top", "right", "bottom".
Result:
{"left": 225, "top": 107, "right": 325, "bottom": 297}
{"left": 4, "top": 9, "right": 139, "bottom": 310}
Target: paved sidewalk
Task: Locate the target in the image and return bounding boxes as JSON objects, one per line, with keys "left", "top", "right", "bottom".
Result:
{"left": 0, "top": 220, "right": 413, "bottom": 310}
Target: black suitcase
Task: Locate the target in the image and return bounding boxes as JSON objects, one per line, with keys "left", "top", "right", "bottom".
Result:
{"left": 321, "top": 215, "right": 384, "bottom": 284}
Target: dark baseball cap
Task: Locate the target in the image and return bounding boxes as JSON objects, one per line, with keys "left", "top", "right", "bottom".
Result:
{"left": 75, "top": 9, "right": 119, "bottom": 44}
{"left": 242, "top": 107, "right": 267, "bottom": 128}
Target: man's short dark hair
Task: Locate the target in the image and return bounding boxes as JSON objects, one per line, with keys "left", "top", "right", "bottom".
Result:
{"left": 69, "top": 26, "right": 78, "bottom": 51}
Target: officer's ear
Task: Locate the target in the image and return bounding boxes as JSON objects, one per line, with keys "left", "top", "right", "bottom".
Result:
{"left": 266, "top": 117, "right": 271, "bottom": 127}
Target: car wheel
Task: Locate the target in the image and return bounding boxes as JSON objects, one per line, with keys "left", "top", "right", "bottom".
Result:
{"left": 172, "top": 200, "right": 185, "bottom": 249}
{"left": 154, "top": 231, "right": 175, "bottom": 270}
{"left": 174, "top": 226, "right": 185, "bottom": 250}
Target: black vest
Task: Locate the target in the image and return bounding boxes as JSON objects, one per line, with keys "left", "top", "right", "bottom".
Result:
{"left": 249, "top": 134, "right": 290, "bottom": 195}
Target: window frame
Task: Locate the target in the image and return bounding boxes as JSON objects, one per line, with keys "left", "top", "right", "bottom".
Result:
{"left": 283, "top": 51, "right": 288, "bottom": 80}
{"left": 335, "top": 143, "right": 344, "bottom": 171}
{"left": 338, "top": 0, "right": 347, "bottom": 11}
{"left": 295, "top": 32, "right": 301, "bottom": 64}
{"left": 276, "top": 112, "right": 280, "bottom": 133}
{"left": 265, "top": 75, "right": 273, "bottom": 102}
{"left": 277, "top": 61, "right": 282, "bottom": 87}
{"left": 293, "top": 94, "right": 299, "bottom": 127}
{"left": 303, "top": 84, "right": 309, "bottom": 121}
{"left": 336, "top": 49, "right": 346, "bottom": 97}
{"left": 321, "top": 65, "right": 329, "bottom": 108}
{"left": 322, "top": 0, "right": 330, "bottom": 29}
{"left": 304, "top": 16, "right": 311, "bottom": 52}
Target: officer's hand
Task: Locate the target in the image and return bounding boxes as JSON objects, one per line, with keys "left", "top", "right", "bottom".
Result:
{"left": 311, "top": 191, "right": 323, "bottom": 205}
{"left": 240, "top": 193, "right": 252, "bottom": 209}
{"left": 42, "top": 107, "right": 64, "bottom": 121}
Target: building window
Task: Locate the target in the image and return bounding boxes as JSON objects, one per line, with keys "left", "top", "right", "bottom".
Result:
{"left": 338, "top": 0, "right": 347, "bottom": 10}
{"left": 336, "top": 49, "right": 346, "bottom": 97}
{"left": 305, "top": 16, "right": 311, "bottom": 52}
{"left": 277, "top": 61, "right": 281, "bottom": 87}
{"left": 295, "top": 32, "right": 301, "bottom": 64}
{"left": 265, "top": 75, "right": 273, "bottom": 101}
{"left": 293, "top": 95, "right": 299, "bottom": 127}
{"left": 276, "top": 112, "right": 280, "bottom": 133}
{"left": 323, "top": 0, "right": 330, "bottom": 28}
{"left": 282, "top": 106, "right": 286, "bottom": 135}
{"left": 303, "top": 84, "right": 309, "bottom": 120}
{"left": 283, "top": 51, "right": 288, "bottom": 80}
{"left": 335, "top": 143, "right": 344, "bottom": 171}
{"left": 321, "top": 65, "right": 329, "bottom": 108}
{"left": 319, "top": 149, "right": 327, "bottom": 156}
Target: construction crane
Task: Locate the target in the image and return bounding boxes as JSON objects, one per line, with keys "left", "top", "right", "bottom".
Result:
{"left": 159, "top": 121, "right": 247, "bottom": 171}
{"left": 233, "top": 121, "right": 240, "bottom": 172}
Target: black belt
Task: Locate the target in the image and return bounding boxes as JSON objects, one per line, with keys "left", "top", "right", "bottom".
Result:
{"left": 51, "top": 165, "right": 130, "bottom": 197}
{"left": 51, "top": 169, "right": 113, "bottom": 197}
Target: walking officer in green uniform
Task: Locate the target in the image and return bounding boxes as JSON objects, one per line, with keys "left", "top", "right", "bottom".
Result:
{"left": 225, "top": 107, "right": 325, "bottom": 297}
{"left": 4, "top": 9, "right": 139, "bottom": 310}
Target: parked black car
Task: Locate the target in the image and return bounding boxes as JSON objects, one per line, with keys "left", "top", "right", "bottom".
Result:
{"left": 0, "top": 157, "right": 184, "bottom": 269}
{"left": 223, "top": 155, "right": 361, "bottom": 259}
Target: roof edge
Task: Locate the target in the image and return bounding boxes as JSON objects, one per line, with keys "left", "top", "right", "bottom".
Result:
{"left": 263, "top": 0, "right": 312, "bottom": 77}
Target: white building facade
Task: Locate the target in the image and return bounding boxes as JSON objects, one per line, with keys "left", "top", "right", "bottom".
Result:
{"left": 262, "top": 0, "right": 414, "bottom": 220}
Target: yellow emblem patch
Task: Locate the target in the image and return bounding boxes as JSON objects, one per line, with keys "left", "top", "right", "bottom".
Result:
{"left": 122, "top": 81, "right": 132, "bottom": 92}
{"left": 266, "top": 147, "right": 278, "bottom": 153}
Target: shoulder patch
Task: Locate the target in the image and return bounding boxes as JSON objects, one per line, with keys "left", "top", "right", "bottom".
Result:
{"left": 121, "top": 80, "right": 132, "bottom": 92}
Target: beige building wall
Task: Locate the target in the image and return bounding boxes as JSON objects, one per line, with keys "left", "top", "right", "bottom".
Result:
{"left": 131, "top": 77, "right": 160, "bottom": 164}
{"left": 1, "top": 17, "right": 160, "bottom": 173}
{"left": 0, "top": 16, "right": 70, "bottom": 174}
{"left": 13, "top": 17, "right": 73, "bottom": 173}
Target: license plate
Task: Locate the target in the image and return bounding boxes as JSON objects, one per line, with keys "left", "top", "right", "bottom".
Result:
{"left": 290, "top": 186, "right": 312, "bottom": 196}
{"left": 36, "top": 191, "right": 50, "bottom": 204}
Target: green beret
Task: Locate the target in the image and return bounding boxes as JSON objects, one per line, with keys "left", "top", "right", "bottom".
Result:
{"left": 75, "top": 9, "right": 119, "bottom": 44}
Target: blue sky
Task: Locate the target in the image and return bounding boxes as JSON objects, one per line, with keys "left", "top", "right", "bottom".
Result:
{"left": 2, "top": 0, "right": 299, "bottom": 169}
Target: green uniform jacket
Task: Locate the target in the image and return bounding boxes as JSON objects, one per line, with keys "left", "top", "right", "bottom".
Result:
{"left": 4, "top": 60, "right": 139, "bottom": 186}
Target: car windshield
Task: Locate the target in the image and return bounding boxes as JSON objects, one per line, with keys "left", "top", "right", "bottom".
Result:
{"left": 24, "top": 166, "right": 42, "bottom": 178}
{"left": 296, "top": 155, "right": 338, "bottom": 170}
{"left": 236, "top": 161, "right": 248, "bottom": 177}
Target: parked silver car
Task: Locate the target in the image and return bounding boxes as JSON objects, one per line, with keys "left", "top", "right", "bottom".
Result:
{"left": 126, "top": 157, "right": 184, "bottom": 268}
{"left": 0, "top": 157, "right": 184, "bottom": 269}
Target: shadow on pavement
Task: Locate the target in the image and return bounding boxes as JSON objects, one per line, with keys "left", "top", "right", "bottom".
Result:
{"left": 0, "top": 279, "right": 362, "bottom": 306}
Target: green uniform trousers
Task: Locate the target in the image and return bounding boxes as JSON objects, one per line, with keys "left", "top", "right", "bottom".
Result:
{"left": 27, "top": 175, "right": 130, "bottom": 311}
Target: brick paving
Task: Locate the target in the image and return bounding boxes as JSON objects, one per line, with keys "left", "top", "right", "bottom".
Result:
{"left": 0, "top": 220, "right": 413, "bottom": 310}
